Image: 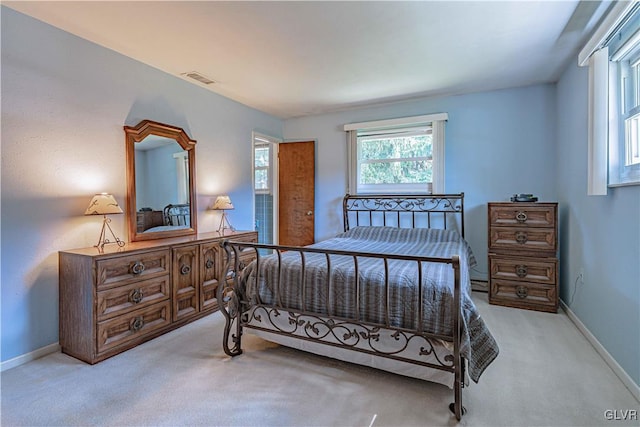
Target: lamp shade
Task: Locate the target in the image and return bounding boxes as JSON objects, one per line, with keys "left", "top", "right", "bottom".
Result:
{"left": 211, "top": 195, "right": 234, "bottom": 210}
{"left": 84, "top": 193, "right": 123, "bottom": 215}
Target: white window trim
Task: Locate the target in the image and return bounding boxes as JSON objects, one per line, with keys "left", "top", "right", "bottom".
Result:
{"left": 580, "top": 1, "right": 640, "bottom": 194}
{"left": 252, "top": 133, "right": 280, "bottom": 195}
{"left": 172, "top": 151, "right": 189, "bottom": 204}
{"left": 344, "top": 113, "right": 448, "bottom": 195}
{"left": 587, "top": 47, "right": 609, "bottom": 196}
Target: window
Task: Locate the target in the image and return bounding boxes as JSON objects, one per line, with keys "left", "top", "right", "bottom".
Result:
{"left": 344, "top": 113, "right": 447, "bottom": 194}
{"left": 611, "top": 7, "right": 640, "bottom": 185}
{"left": 254, "top": 142, "right": 271, "bottom": 193}
{"left": 581, "top": 2, "right": 640, "bottom": 193}
{"left": 625, "top": 112, "right": 640, "bottom": 166}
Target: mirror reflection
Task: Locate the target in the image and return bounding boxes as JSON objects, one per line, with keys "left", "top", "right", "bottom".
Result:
{"left": 124, "top": 119, "right": 197, "bottom": 242}
{"left": 135, "top": 135, "right": 191, "bottom": 233}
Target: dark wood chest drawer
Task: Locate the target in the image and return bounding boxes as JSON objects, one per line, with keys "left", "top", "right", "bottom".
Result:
{"left": 488, "top": 202, "right": 558, "bottom": 313}
{"left": 96, "top": 250, "right": 170, "bottom": 289}
{"left": 489, "top": 256, "right": 557, "bottom": 285}
{"left": 490, "top": 279, "right": 557, "bottom": 312}
{"left": 97, "top": 300, "right": 171, "bottom": 354}
{"left": 489, "top": 227, "right": 557, "bottom": 252}
{"left": 224, "top": 233, "right": 258, "bottom": 274}
{"left": 489, "top": 204, "right": 556, "bottom": 228}
{"left": 97, "top": 276, "right": 170, "bottom": 321}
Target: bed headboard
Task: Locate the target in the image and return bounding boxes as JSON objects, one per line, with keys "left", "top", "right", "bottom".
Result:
{"left": 343, "top": 193, "right": 465, "bottom": 237}
{"left": 163, "top": 203, "right": 191, "bottom": 227}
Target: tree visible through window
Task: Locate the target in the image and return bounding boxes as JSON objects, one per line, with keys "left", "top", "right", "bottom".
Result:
{"left": 345, "top": 113, "right": 447, "bottom": 194}
{"left": 254, "top": 144, "right": 270, "bottom": 192}
{"left": 358, "top": 132, "right": 432, "bottom": 185}
{"left": 356, "top": 126, "right": 434, "bottom": 193}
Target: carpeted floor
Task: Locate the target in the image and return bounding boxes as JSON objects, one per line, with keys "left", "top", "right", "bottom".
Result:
{"left": 1, "top": 292, "right": 638, "bottom": 426}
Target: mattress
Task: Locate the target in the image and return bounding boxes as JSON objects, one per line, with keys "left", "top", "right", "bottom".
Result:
{"left": 236, "top": 226, "right": 499, "bottom": 382}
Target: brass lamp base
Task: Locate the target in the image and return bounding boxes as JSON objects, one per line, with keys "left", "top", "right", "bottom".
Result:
{"left": 95, "top": 215, "right": 126, "bottom": 250}
{"left": 217, "top": 210, "right": 235, "bottom": 235}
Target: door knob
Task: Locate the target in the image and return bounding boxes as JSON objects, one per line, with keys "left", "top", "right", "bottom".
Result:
{"left": 306, "top": 211, "right": 313, "bottom": 216}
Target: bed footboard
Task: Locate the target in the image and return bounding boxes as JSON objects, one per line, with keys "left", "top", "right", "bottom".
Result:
{"left": 217, "top": 240, "right": 466, "bottom": 420}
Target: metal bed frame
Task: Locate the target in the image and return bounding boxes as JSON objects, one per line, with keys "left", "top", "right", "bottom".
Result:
{"left": 163, "top": 203, "right": 190, "bottom": 226}
{"left": 218, "top": 193, "right": 468, "bottom": 420}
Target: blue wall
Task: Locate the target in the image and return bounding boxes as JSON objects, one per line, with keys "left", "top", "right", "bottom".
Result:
{"left": 2, "top": 5, "right": 638, "bottom": 390}
{"left": 284, "top": 85, "right": 559, "bottom": 280}
{"left": 0, "top": 7, "right": 282, "bottom": 363}
{"left": 556, "top": 61, "right": 640, "bottom": 386}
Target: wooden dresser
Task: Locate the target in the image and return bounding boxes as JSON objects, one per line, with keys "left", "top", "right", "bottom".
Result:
{"left": 488, "top": 202, "right": 558, "bottom": 313}
{"left": 59, "top": 230, "right": 257, "bottom": 364}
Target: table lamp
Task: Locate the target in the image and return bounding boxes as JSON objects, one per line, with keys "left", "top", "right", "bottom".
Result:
{"left": 85, "top": 193, "right": 126, "bottom": 249}
{"left": 212, "top": 195, "right": 235, "bottom": 235}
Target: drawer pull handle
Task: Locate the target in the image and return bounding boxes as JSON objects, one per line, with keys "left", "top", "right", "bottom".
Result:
{"left": 516, "top": 286, "right": 528, "bottom": 299}
{"left": 516, "top": 211, "right": 528, "bottom": 222}
{"left": 515, "top": 232, "right": 528, "bottom": 244}
{"left": 205, "top": 259, "right": 214, "bottom": 269}
{"left": 516, "top": 265, "right": 528, "bottom": 278}
{"left": 180, "top": 264, "right": 191, "bottom": 275}
{"left": 129, "top": 288, "right": 144, "bottom": 304}
{"left": 130, "top": 316, "right": 144, "bottom": 332}
{"left": 131, "top": 261, "right": 145, "bottom": 275}
{"left": 238, "top": 261, "right": 246, "bottom": 270}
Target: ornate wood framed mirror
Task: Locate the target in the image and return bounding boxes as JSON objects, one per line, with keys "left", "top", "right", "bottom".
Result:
{"left": 124, "top": 120, "right": 197, "bottom": 241}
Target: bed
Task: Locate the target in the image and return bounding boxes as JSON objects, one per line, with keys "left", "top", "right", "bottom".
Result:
{"left": 218, "top": 193, "right": 498, "bottom": 420}
{"left": 139, "top": 203, "right": 191, "bottom": 233}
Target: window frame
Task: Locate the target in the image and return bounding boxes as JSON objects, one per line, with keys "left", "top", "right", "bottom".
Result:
{"left": 581, "top": 1, "right": 640, "bottom": 193}
{"left": 355, "top": 126, "right": 434, "bottom": 194}
{"left": 344, "top": 113, "right": 447, "bottom": 195}
{"left": 253, "top": 142, "right": 271, "bottom": 194}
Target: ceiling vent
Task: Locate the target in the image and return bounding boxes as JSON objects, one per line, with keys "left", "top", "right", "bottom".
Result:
{"left": 182, "top": 71, "right": 216, "bottom": 85}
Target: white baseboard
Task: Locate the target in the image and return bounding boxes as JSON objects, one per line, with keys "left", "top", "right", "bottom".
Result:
{"left": 561, "top": 301, "right": 640, "bottom": 403}
{"left": 0, "top": 342, "right": 60, "bottom": 372}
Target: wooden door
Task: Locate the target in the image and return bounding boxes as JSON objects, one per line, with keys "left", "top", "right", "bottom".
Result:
{"left": 278, "top": 141, "right": 315, "bottom": 246}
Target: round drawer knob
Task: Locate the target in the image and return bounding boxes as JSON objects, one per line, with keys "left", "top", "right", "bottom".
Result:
{"left": 180, "top": 264, "right": 191, "bottom": 275}
{"left": 205, "top": 259, "right": 214, "bottom": 269}
{"left": 516, "top": 211, "right": 528, "bottom": 222}
{"left": 130, "top": 316, "right": 144, "bottom": 332}
{"left": 516, "top": 286, "right": 528, "bottom": 299}
{"left": 515, "top": 232, "right": 528, "bottom": 244}
{"left": 515, "top": 265, "right": 528, "bottom": 278}
{"left": 129, "top": 288, "right": 144, "bottom": 304}
{"left": 131, "top": 261, "right": 145, "bottom": 275}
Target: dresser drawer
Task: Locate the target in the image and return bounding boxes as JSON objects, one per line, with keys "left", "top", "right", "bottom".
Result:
{"left": 224, "top": 234, "right": 258, "bottom": 271}
{"left": 490, "top": 256, "right": 556, "bottom": 285}
{"left": 97, "top": 300, "right": 171, "bottom": 354}
{"left": 489, "top": 205, "right": 556, "bottom": 228}
{"left": 490, "top": 279, "right": 557, "bottom": 309}
{"left": 97, "top": 276, "right": 170, "bottom": 321}
{"left": 489, "top": 227, "right": 556, "bottom": 252}
{"left": 200, "top": 242, "right": 221, "bottom": 312}
{"left": 96, "top": 250, "right": 170, "bottom": 289}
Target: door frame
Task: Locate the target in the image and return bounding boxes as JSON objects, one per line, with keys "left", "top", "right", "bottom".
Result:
{"left": 252, "top": 132, "right": 281, "bottom": 244}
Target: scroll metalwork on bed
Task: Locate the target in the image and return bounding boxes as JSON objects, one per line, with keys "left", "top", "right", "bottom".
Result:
{"left": 343, "top": 193, "right": 464, "bottom": 235}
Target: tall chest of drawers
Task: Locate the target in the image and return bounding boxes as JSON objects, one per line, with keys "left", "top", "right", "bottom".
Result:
{"left": 488, "top": 202, "right": 558, "bottom": 313}
{"left": 59, "top": 230, "right": 257, "bottom": 364}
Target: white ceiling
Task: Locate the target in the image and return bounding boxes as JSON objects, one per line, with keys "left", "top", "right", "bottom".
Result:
{"left": 4, "top": 1, "right": 610, "bottom": 119}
